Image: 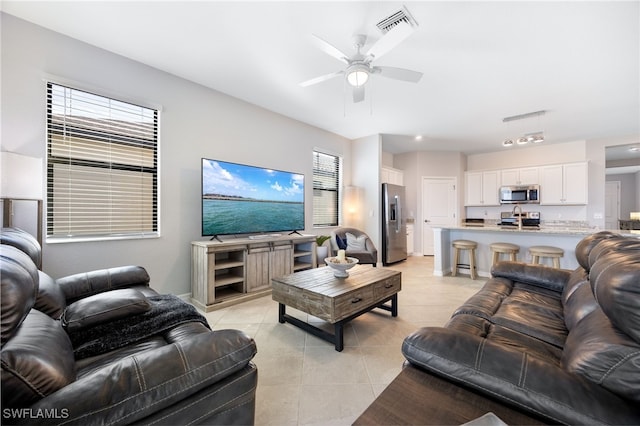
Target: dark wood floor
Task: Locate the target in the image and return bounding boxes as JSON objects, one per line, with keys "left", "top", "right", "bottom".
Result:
{"left": 353, "top": 364, "right": 548, "bottom": 425}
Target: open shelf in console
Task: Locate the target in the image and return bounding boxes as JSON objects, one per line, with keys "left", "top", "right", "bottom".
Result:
{"left": 191, "top": 235, "right": 316, "bottom": 312}
{"left": 293, "top": 240, "right": 315, "bottom": 271}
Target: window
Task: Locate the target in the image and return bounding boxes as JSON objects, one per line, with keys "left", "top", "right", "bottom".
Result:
{"left": 46, "top": 82, "right": 158, "bottom": 241}
{"left": 312, "top": 150, "right": 341, "bottom": 227}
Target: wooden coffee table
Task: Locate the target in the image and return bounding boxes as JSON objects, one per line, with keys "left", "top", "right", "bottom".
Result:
{"left": 271, "top": 265, "right": 401, "bottom": 351}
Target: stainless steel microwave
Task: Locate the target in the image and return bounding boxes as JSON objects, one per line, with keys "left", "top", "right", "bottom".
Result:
{"left": 499, "top": 185, "right": 540, "bottom": 204}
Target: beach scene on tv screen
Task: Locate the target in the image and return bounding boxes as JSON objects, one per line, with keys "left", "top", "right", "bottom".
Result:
{"left": 202, "top": 159, "right": 304, "bottom": 235}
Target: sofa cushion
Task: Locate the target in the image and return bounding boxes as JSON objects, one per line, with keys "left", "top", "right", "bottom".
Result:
{"left": 562, "top": 269, "right": 598, "bottom": 330}
{"left": 57, "top": 265, "right": 151, "bottom": 303}
{"left": 450, "top": 276, "right": 567, "bottom": 348}
{"left": 589, "top": 251, "right": 640, "bottom": 343}
{"left": 1, "top": 246, "right": 39, "bottom": 344}
{"left": 1, "top": 309, "right": 76, "bottom": 407}
{"left": 61, "top": 288, "right": 151, "bottom": 333}
{"left": 23, "top": 329, "right": 256, "bottom": 425}
{"left": 402, "top": 327, "right": 640, "bottom": 425}
{"left": 561, "top": 307, "right": 640, "bottom": 401}
{"left": 573, "top": 230, "right": 619, "bottom": 271}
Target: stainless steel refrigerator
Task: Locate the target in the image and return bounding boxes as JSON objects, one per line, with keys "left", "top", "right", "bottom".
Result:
{"left": 382, "top": 183, "right": 407, "bottom": 265}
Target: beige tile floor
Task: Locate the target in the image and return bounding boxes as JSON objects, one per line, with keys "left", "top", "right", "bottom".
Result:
{"left": 203, "top": 256, "right": 485, "bottom": 426}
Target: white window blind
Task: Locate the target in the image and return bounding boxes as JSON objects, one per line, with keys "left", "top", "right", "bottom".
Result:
{"left": 46, "top": 83, "right": 158, "bottom": 240}
{"left": 313, "top": 151, "right": 340, "bottom": 227}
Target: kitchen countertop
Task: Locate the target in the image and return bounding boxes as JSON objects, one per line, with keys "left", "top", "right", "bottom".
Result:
{"left": 439, "top": 225, "right": 640, "bottom": 237}
{"left": 432, "top": 226, "right": 640, "bottom": 278}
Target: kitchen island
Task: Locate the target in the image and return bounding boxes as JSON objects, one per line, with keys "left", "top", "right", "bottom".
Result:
{"left": 433, "top": 226, "right": 614, "bottom": 278}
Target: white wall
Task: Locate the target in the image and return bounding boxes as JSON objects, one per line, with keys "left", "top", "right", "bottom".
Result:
{"left": 466, "top": 140, "right": 587, "bottom": 171}
{"left": 394, "top": 151, "right": 465, "bottom": 255}
{"left": 1, "top": 14, "right": 351, "bottom": 295}
{"left": 351, "top": 135, "right": 381, "bottom": 262}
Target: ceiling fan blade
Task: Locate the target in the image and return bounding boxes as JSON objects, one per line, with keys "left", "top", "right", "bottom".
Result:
{"left": 365, "top": 21, "right": 414, "bottom": 61}
{"left": 311, "top": 34, "right": 350, "bottom": 64}
{"left": 374, "top": 66, "right": 423, "bottom": 83}
{"left": 299, "top": 70, "right": 344, "bottom": 87}
{"left": 353, "top": 85, "right": 365, "bottom": 103}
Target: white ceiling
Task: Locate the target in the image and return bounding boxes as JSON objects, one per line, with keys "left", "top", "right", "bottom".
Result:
{"left": 2, "top": 1, "right": 639, "bottom": 155}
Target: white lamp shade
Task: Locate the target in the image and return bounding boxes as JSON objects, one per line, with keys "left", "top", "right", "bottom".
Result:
{"left": 0, "top": 152, "right": 43, "bottom": 199}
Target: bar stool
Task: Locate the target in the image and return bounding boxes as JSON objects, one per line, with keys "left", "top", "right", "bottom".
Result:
{"left": 490, "top": 242, "right": 520, "bottom": 266}
{"left": 529, "top": 246, "right": 564, "bottom": 268}
{"left": 452, "top": 239, "right": 478, "bottom": 279}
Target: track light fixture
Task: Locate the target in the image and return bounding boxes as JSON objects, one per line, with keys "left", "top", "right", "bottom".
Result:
{"left": 502, "top": 110, "right": 546, "bottom": 148}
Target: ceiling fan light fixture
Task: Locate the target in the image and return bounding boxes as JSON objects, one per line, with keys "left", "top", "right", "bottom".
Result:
{"left": 346, "top": 64, "right": 369, "bottom": 87}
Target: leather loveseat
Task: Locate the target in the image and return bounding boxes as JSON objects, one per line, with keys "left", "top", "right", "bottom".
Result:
{"left": 395, "top": 231, "right": 639, "bottom": 424}
{"left": 1, "top": 227, "right": 257, "bottom": 425}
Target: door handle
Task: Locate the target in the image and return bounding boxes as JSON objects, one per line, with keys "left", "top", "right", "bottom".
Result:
{"left": 424, "top": 219, "right": 430, "bottom": 223}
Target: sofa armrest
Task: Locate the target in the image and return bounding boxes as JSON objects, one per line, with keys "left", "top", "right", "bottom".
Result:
{"left": 19, "top": 329, "right": 257, "bottom": 426}
{"left": 402, "top": 327, "right": 640, "bottom": 425}
{"left": 490, "top": 261, "right": 571, "bottom": 292}
{"left": 56, "top": 266, "right": 151, "bottom": 304}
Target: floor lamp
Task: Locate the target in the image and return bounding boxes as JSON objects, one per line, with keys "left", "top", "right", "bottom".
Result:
{"left": 1, "top": 151, "right": 44, "bottom": 245}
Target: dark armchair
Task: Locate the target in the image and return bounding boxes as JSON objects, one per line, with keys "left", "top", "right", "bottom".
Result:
{"left": 330, "top": 227, "right": 378, "bottom": 266}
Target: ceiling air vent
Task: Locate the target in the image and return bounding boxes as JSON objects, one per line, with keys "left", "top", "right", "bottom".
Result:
{"left": 376, "top": 6, "right": 418, "bottom": 34}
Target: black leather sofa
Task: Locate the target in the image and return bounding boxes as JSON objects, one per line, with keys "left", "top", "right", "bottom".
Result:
{"left": 1, "top": 227, "right": 257, "bottom": 425}
{"left": 377, "top": 231, "right": 640, "bottom": 424}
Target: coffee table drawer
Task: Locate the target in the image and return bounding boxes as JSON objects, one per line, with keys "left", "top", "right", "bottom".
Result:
{"left": 334, "top": 287, "right": 374, "bottom": 322}
{"left": 373, "top": 274, "right": 401, "bottom": 300}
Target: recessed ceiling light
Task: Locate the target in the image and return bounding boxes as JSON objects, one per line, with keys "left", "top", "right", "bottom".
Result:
{"left": 503, "top": 139, "right": 514, "bottom": 147}
{"left": 629, "top": 147, "right": 640, "bottom": 152}
{"left": 415, "top": 135, "right": 423, "bottom": 141}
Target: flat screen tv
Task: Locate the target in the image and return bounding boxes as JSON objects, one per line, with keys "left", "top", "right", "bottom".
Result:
{"left": 201, "top": 158, "right": 305, "bottom": 238}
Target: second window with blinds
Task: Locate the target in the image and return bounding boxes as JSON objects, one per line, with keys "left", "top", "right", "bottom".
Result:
{"left": 312, "top": 150, "right": 341, "bottom": 227}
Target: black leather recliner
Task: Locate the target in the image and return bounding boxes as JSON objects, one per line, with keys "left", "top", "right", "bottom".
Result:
{"left": 1, "top": 227, "right": 257, "bottom": 425}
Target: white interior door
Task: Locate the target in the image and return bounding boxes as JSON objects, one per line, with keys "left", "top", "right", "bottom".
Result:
{"left": 605, "top": 181, "right": 620, "bottom": 229}
{"left": 422, "top": 177, "right": 457, "bottom": 255}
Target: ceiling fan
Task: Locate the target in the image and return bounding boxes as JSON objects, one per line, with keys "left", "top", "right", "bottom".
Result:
{"left": 299, "top": 21, "right": 423, "bottom": 103}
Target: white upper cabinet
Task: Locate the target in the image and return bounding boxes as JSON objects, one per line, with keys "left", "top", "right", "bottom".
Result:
{"left": 465, "top": 170, "right": 500, "bottom": 206}
{"left": 381, "top": 166, "right": 404, "bottom": 185}
{"left": 540, "top": 162, "right": 588, "bottom": 205}
{"left": 501, "top": 167, "right": 539, "bottom": 186}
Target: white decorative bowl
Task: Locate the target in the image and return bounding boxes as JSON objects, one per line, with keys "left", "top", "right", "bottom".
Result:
{"left": 324, "top": 256, "right": 359, "bottom": 277}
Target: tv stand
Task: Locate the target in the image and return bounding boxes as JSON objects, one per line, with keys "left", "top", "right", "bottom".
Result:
{"left": 288, "top": 230, "right": 302, "bottom": 236}
{"left": 210, "top": 235, "right": 223, "bottom": 242}
{"left": 191, "top": 234, "right": 317, "bottom": 312}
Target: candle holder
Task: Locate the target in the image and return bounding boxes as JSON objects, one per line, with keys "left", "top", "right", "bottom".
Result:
{"left": 324, "top": 257, "right": 359, "bottom": 277}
